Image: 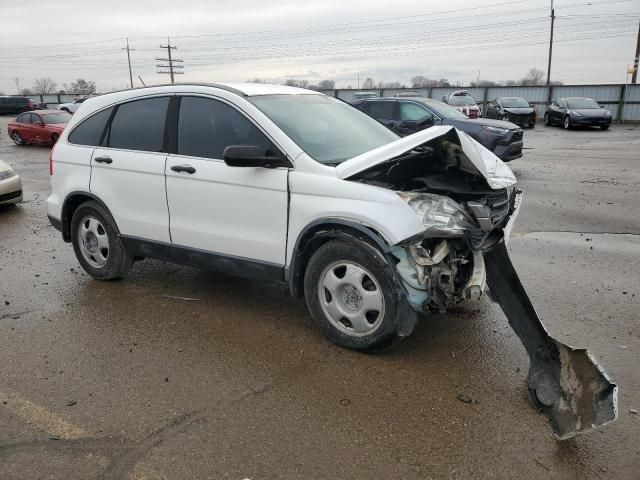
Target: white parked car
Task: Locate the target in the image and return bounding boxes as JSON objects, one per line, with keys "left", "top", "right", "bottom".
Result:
{"left": 46, "top": 83, "right": 616, "bottom": 439}
{"left": 57, "top": 98, "right": 87, "bottom": 114}
{"left": 0, "top": 158, "right": 22, "bottom": 205}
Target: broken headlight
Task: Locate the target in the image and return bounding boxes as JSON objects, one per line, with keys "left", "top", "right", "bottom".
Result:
{"left": 398, "top": 192, "right": 477, "bottom": 237}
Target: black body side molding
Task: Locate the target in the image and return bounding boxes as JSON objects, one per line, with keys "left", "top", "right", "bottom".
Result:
{"left": 120, "top": 236, "right": 285, "bottom": 284}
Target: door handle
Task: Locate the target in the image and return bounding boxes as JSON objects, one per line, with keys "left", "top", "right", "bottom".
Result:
{"left": 171, "top": 164, "right": 196, "bottom": 174}
{"left": 94, "top": 156, "right": 112, "bottom": 164}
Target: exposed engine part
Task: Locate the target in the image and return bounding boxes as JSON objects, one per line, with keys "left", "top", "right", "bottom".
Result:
{"left": 392, "top": 240, "right": 483, "bottom": 312}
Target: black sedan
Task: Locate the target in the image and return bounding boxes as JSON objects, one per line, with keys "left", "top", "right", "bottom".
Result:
{"left": 352, "top": 97, "right": 524, "bottom": 161}
{"left": 544, "top": 97, "right": 612, "bottom": 130}
{"left": 485, "top": 97, "right": 536, "bottom": 128}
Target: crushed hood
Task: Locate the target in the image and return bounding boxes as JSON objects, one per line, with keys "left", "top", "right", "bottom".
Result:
{"left": 336, "top": 126, "right": 517, "bottom": 190}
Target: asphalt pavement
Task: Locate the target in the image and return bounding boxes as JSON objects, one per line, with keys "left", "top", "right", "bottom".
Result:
{"left": 1, "top": 117, "right": 638, "bottom": 479}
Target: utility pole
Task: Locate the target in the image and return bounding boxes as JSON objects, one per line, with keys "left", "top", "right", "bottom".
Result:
{"left": 632, "top": 20, "right": 640, "bottom": 84}
{"left": 138, "top": 75, "right": 146, "bottom": 87}
{"left": 546, "top": 0, "right": 555, "bottom": 86}
{"left": 121, "top": 38, "right": 135, "bottom": 89}
{"left": 157, "top": 37, "right": 184, "bottom": 84}
{"left": 14, "top": 77, "right": 21, "bottom": 95}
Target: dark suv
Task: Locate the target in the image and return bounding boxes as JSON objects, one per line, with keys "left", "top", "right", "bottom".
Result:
{"left": 0, "top": 96, "right": 36, "bottom": 115}
{"left": 353, "top": 97, "right": 524, "bottom": 161}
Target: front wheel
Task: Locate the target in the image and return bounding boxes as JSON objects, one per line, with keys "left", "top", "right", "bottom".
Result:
{"left": 600, "top": 125, "right": 610, "bottom": 130}
{"left": 563, "top": 115, "right": 571, "bottom": 129}
{"left": 543, "top": 113, "right": 551, "bottom": 126}
{"left": 71, "top": 201, "right": 132, "bottom": 280}
{"left": 304, "top": 239, "right": 416, "bottom": 353}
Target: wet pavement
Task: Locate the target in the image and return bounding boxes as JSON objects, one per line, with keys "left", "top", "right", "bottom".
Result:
{"left": 1, "top": 117, "right": 639, "bottom": 479}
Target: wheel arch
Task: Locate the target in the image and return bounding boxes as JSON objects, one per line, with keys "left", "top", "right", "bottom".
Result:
{"left": 287, "top": 218, "right": 392, "bottom": 298}
{"left": 61, "top": 191, "right": 118, "bottom": 242}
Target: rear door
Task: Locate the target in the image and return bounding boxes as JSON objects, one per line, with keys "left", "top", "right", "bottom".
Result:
{"left": 30, "top": 113, "right": 47, "bottom": 143}
{"left": 90, "top": 96, "right": 171, "bottom": 242}
{"left": 21, "top": 113, "right": 36, "bottom": 141}
{"left": 165, "top": 95, "right": 289, "bottom": 265}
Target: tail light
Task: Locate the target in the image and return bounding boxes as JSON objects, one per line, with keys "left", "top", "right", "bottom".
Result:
{"left": 49, "top": 145, "right": 54, "bottom": 175}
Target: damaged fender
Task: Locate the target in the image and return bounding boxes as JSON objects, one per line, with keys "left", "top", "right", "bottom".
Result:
{"left": 484, "top": 241, "right": 618, "bottom": 440}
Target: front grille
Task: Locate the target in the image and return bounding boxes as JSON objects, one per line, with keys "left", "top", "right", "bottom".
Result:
{"left": 0, "top": 190, "right": 22, "bottom": 202}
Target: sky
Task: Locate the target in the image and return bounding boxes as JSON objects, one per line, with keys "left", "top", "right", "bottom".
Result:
{"left": 0, "top": 0, "right": 638, "bottom": 94}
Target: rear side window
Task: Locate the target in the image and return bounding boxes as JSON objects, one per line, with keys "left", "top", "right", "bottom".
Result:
{"left": 368, "top": 101, "right": 395, "bottom": 120}
{"left": 399, "top": 102, "right": 433, "bottom": 122}
{"left": 68, "top": 107, "right": 113, "bottom": 146}
{"left": 177, "top": 96, "right": 275, "bottom": 159}
{"left": 17, "top": 113, "right": 28, "bottom": 123}
{"left": 108, "top": 97, "right": 169, "bottom": 152}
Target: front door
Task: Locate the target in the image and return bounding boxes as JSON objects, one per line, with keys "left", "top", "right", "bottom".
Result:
{"left": 90, "top": 96, "right": 171, "bottom": 243}
{"left": 165, "top": 95, "right": 289, "bottom": 266}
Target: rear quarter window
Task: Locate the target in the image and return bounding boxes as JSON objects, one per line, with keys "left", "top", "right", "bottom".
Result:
{"left": 68, "top": 107, "right": 114, "bottom": 146}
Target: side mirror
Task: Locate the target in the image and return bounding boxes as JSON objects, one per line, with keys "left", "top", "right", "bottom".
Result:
{"left": 223, "top": 145, "right": 288, "bottom": 168}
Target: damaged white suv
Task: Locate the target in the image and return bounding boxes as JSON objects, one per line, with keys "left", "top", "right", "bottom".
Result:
{"left": 48, "top": 83, "right": 616, "bottom": 439}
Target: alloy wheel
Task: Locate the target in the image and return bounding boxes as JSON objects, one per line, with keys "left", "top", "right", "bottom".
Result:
{"left": 318, "top": 261, "right": 385, "bottom": 337}
{"left": 12, "top": 132, "right": 23, "bottom": 145}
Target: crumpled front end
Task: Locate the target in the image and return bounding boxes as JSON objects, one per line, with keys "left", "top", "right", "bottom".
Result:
{"left": 342, "top": 127, "right": 617, "bottom": 439}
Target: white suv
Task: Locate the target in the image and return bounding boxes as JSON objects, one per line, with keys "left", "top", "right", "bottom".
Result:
{"left": 47, "top": 83, "right": 521, "bottom": 353}
{"left": 47, "top": 83, "right": 618, "bottom": 438}
{"left": 58, "top": 98, "right": 87, "bottom": 114}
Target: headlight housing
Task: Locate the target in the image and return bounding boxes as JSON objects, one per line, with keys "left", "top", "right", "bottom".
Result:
{"left": 481, "top": 125, "right": 510, "bottom": 135}
{"left": 398, "top": 192, "right": 478, "bottom": 237}
{"left": 0, "top": 170, "right": 17, "bottom": 181}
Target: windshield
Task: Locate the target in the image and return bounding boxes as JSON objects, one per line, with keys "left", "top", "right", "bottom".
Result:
{"left": 448, "top": 95, "right": 476, "bottom": 106}
{"left": 249, "top": 94, "right": 399, "bottom": 164}
{"left": 502, "top": 97, "right": 530, "bottom": 108}
{"left": 423, "top": 101, "right": 469, "bottom": 120}
{"left": 565, "top": 98, "right": 599, "bottom": 109}
{"left": 41, "top": 112, "right": 72, "bottom": 124}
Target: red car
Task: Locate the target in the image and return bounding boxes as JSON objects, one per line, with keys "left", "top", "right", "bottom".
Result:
{"left": 442, "top": 90, "right": 482, "bottom": 118}
{"left": 8, "top": 110, "right": 71, "bottom": 146}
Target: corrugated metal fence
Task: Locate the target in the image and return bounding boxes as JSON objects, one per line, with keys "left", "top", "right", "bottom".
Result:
{"left": 10, "top": 84, "right": 640, "bottom": 121}
{"left": 323, "top": 84, "right": 640, "bottom": 122}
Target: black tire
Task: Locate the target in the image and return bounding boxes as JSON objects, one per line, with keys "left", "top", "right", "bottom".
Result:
{"left": 304, "top": 239, "right": 417, "bottom": 353}
{"left": 600, "top": 125, "right": 610, "bottom": 130}
{"left": 50, "top": 133, "right": 59, "bottom": 145}
{"left": 530, "top": 122, "right": 535, "bottom": 128}
{"left": 61, "top": 108, "right": 70, "bottom": 113}
{"left": 563, "top": 115, "right": 571, "bottom": 130}
{"left": 543, "top": 113, "right": 551, "bottom": 126}
{"left": 11, "top": 131, "right": 25, "bottom": 145}
{"left": 70, "top": 201, "right": 132, "bottom": 280}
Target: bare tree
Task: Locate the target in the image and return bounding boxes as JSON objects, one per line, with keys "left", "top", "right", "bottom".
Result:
{"left": 247, "top": 78, "right": 266, "bottom": 83}
{"left": 21, "top": 88, "right": 33, "bottom": 96}
{"left": 411, "top": 76, "right": 450, "bottom": 88}
{"left": 361, "top": 78, "right": 374, "bottom": 89}
{"left": 33, "top": 77, "right": 57, "bottom": 94}
{"left": 284, "top": 79, "right": 309, "bottom": 88}
{"left": 519, "top": 68, "right": 545, "bottom": 86}
{"left": 318, "top": 79, "right": 335, "bottom": 90}
{"left": 69, "top": 79, "right": 97, "bottom": 95}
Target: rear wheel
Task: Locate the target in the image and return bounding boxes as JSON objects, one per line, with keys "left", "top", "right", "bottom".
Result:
{"left": 11, "top": 132, "right": 24, "bottom": 145}
{"left": 50, "top": 133, "right": 59, "bottom": 145}
{"left": 563, "top": 115, "right": 571, "bottom": 129}
{"left": 304, "top": 239, "right": 416, "bottom": 353}
{"left": 71, "top": 201, "right": 132, "bottom": 280}
{"left": 600, "top": 125, "right": 610, "bottom": 130}
{"left": 61, "top": 108, "right": 70, "bottom": 113}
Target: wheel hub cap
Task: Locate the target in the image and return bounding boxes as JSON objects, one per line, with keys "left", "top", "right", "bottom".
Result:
{"left": 318, "top": 261, "right": 385, "bottom": 337}
{"left": 77, "top": 215, "right": 109, "bottom": 268}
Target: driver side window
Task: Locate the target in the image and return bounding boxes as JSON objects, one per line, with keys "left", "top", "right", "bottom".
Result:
{"left": 177, "top": 96, "right": 278, "bottom": 160}
{"left": 399, "top": 102, "right": 432, "bottom": 122}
